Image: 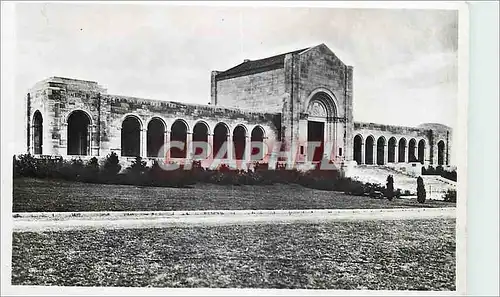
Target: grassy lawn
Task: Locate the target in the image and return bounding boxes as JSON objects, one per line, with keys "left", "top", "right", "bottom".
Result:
{"left": 11, "top": 218, "right": 456, "bottom": 290}
{"left": 13, "top": 178, "right": 454, "bottom": 212}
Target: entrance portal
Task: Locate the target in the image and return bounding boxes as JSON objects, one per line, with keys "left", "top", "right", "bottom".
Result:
{"left": 67, "top": 110, "right": 91, "bottom": 155}
{"left": 307, "top": 121, "right": 324, "bottom": 162}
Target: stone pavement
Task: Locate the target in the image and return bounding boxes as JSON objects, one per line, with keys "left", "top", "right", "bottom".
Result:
{"left": 12, "top": 207, "right": 456, "bottom": 232}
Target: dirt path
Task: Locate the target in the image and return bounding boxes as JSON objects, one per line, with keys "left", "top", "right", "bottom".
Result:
{"left": 12, "top": 207, "right": 455, "bottom": 232}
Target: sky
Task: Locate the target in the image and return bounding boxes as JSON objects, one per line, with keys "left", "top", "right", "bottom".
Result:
{"left": 11, "top": 2, "right": 459, "bottom": 154}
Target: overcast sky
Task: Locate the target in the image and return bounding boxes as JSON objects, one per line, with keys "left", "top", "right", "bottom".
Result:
{"left": 12, "top": 3, "right": 459, "bottom": 153}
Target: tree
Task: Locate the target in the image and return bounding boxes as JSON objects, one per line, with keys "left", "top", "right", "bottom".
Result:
{"left": 386, "top": 175, "right": 394, "bottom": 201}
{"left": 83, "top": 157, "right": 100, "bottom": 182}
{"left": 417, "top": 176, "right": 426, "bottom": 203}
{"left": 102, "top": 151, "right": 121, "bottom": 179}
{"left": 128, "top": 156, "right": 147, "bottom": 175}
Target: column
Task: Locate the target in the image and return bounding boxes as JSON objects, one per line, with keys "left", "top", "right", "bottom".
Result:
{"left": 360, "top": 143, "right": 365, "bottom": 165}
{"left": 207, "top": 134, "right": 214, "bottom": 160}
{"left": 244, "top": 135, "right": 251, "bottom": 164}
{"left": 186, "top": 132, "right": 193, "bottom": 160}
{"left": 372, "top": 144, "right": 377, "bottom": 166}
{"left": 383, "top": 144, "right": 388, "bottom": 165}
{"left": 140, "top": 129, "right": 147, "bottom": 158}
{"left": 163, "top": 131, "right": 169, "bottom": 159}
{"left": 402, "top": 145, "right": 407, "bottom": 163}
{"left": 394, "top": 145, "right": 399, "bottom": 164}
{"left": 227, "top": 134, "right": 233, "bottom": 160}
{"left": 91, "top": 124, "right": 98, "bottom": 156}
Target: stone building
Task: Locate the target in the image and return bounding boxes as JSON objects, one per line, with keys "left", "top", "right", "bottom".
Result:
{"left": 25, "top": 44, "right": 452, "bottom": 170}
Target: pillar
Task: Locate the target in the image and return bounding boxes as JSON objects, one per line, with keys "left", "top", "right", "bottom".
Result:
{"left": 394, "top": 145, "right": 399, "bottom": 164}
{"left": 140, "top": 128, "right": 147, "bottom": 158}
{"left": 163, "top": 131, "right": 169, "bottom": 159}
{"left": 227, "top": 134, "right": 233, "bottom": 160}
{"left": 360, "top": 143, "right": 365, "bottom": 165}
{"left": 383, "top": 144, "right": 388, "bottom": 165}
{"left": 207, "top": 134, "right": 214, "bottom": 160}
{"left": 245, "top": 135, "right": 251, "bottom": 163}
{"left": 372, "top": 144, "right": 377, "bottom": 166}
{"left": 186, "top": 132, "right": 193, "bottom": 160}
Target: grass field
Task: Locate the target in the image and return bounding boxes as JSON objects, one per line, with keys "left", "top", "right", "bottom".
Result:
{"left": 13, "top": 178, "right": 454, "bottom": 212}
{"left": 11, "top": 218, "right": 456, "bottom": 290}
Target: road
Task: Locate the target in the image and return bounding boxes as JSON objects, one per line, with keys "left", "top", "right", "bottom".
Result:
{"left": 12, "top": 207, "right": 456, "bottom": 232}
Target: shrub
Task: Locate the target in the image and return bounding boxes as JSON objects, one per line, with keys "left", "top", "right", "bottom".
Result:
{"left": 417, "top": 176, "right": 426, "bottom": 203}
{"left": 82, "top": 157, "right": 100, "bottom": 182}
{"left": 13, "top": 154, "right": 37, "bottom": 178}
{"left": 386, "top": 175, "right": 394, "bottom": 201}
{"left": 101, "top": 152, "right": 121, "bottom": 181}
{"left": 395, "top": 188, "right": 402, "bottom": 199}
{"left": 443, "top": 189, "right": 457, "bottom": 202}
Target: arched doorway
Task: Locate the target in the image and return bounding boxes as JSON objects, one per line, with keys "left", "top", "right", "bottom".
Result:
{"left": 33, "top": 111, "right": 43, "bottom": 155}
{"left": 147, "top": 118, "right": 165, "bottom": 157}
{"left": 398, "top": 138, "right": 407, "bottom": 163}
{"left": 408, "top": 139, "right": 417, "bottom": 162}
{"left": 233, "top": 125, "right": 247, "bottom": 160}
{"left": 437, "top": 140, "right": 445, "bottom": 165}
{"left": 213, "top": 123, "right": 228, "bottom": 159}
{"left": 388, "top": 137, "right": 397, "bottom": 163}
{"left": 250, "top": 126, "right": 265, "bottom": 161}
{"left": 365, "top": 136, "right": 374, "bottom": 165}
{"left": 192, "top": 122, "right": 209, "bottom": 159}
{"left": 67, "top": 110, "right": 91, "bottom": 155}
{"left": 170, "top": 120, "right": 188, "bottom": 158}
{"left": 353, "top": 135, "right": 363, "bottom": 165}
{"left": 121, "top": 116, "right": 142, "bottom": 157}
{"left": 306, "top": 91, "right": 337, "bottom": 162}
{"left": 418, "top": 139, "right": 426, "bottom": 164}
{"left": 376, "top": 137, "right": 386, "bottom": 165}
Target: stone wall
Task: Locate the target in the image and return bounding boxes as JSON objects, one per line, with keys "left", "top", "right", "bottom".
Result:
{"left": 282, "top": 44, "right": 351, "bottom": 163}
{"left": 214, "top": 68, "right": 286, "bottom": 113}
{"left": 353, "top": 121, "right": 452, "bottom": 165}
{"left": 27, "top": 77, "right": 280, "bottom": 159}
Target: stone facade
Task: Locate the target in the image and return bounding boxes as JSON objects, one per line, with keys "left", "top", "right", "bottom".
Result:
{"left": 26, "top": 43, "right": 452, "bottom": 168}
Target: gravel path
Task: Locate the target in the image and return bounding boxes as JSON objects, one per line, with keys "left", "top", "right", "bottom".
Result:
{"left": 13, "top": 207, "right": 456, "bottom": 232}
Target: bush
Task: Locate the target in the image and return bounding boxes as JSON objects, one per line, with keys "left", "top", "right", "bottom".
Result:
{"left": 101, "top": 152, "right": 121, "bottom": 182}
{"left": 422, "top": 165, "right": 457, "bottom": 182}
{"left": 417, "top": 176, "right": 426, "bottom": 203}
{"left": 386, "top": 175, "right": 394, "bottom": 201}
{"left": 443, "top": 189, "right": 457, "bottom": 202}
{"left": 82, "top": 157, "right": 100, "bottom": 182}
{"left": 395, "top": 188, "right": 402, "bottom": 199}
{"left": 13, "top": 154, "right": 37, "bottom": 178}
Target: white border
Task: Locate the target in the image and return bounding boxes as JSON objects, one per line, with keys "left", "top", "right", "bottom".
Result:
{"left": 1, "top": 1, "right": 470, "bottom": 296}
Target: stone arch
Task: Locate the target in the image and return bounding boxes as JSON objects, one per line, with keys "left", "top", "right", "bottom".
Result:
{"left": 353, "top": 134, "right": 363, "bottom": 165}
{"left": 233, "top": 125, "right": 247, "bottom": 160}
{"left": 376, "top": 136, "right": 386, "bottom": 165}
{"left": 388, "top": 137, "right": 397, "bottom": 163}
{"left": 213, "top": 122, "right": 229, "bottom": 159}
{"left": 304, "top": 88, "right": 339, "bottom": 117}
{"left": 170, "top": 119, "right": 188, "bottom": 158}
{"left": 398, "top": 138, "right": 407, "bottom": 163}
{"left": 32, "top": 110, "right": 43, "bottom": 155}
{"left": 192, "top": 121, "right": 210, "bottom": 159}
{"left": 250, "top": 125, "right": 265, "bottom": 161}
{"left": 147, "top": 117, "right": 166, "bottom": 157}
{"left": 305, "top": 90, "right": 338, "bottom": 162}
{"left": 67, "top": 110, "right": 92, "bottom": 155}
{"left": 408, "top": 138, "right": 417, "bottom": 162}
{"left": 437, "top": 140, "right": 445, "bottom": 165}
{"left": 418, "top": 139, "right": 426, "bottom": 164}
{"left": 121, "top": 115, "right": 142, "bottom": 157}
{"left": 365, "top": 135, "right": 375, "bottom": 165}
